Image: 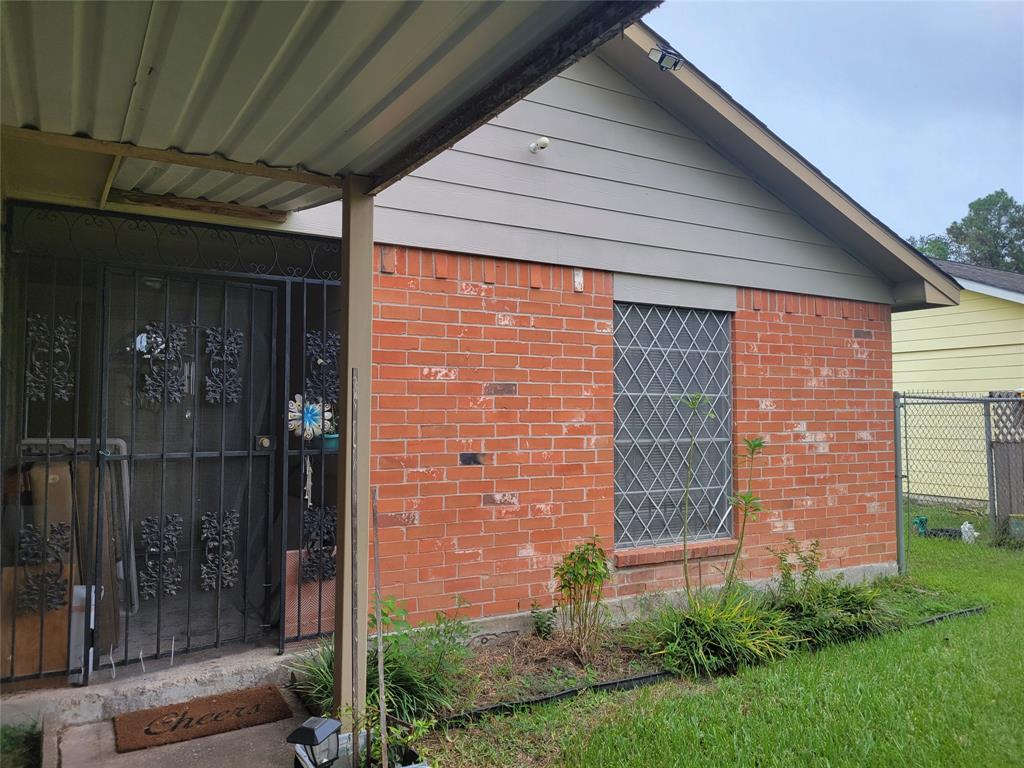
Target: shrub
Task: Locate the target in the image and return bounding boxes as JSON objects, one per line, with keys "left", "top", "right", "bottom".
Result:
{"left": 1, "top": 723, "right": 41, "bottom": 768}
{"left": 631, "top": 592, "right": 794, "bottom": 678}
{"left": 530, "top": 600, "right": 556, "bottom": 640}
{"left": 555, "top": 538, "right": 611, "bottom": 662}
{"left": 767, "top": 539, "right": 899, "bottom": 649}
{"left": 289, "top": 601, "right": 471, "bottom": 722}
{"left": 288, "top": 638, "right": 335, "bottom": 714}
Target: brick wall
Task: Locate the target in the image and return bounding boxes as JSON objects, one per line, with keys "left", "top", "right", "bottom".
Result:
{"left": 370, "top": 246, "right": 896, "bottom": 622}
{"left": 371, "top": 246, "right": 615, "bottom": 623}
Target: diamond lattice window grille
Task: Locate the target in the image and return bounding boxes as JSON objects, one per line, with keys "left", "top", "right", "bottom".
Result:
{"left": 613, "top": 303, "right": 733, "bottom": 548}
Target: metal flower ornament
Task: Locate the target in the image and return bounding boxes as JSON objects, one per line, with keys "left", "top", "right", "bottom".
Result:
{"left": 288, "top": 394, "right": 333, "bottom": 440}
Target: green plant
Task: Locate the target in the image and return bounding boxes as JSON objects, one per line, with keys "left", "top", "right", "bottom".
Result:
{"left": 366, "top": 607, "right": 472, "bottom": 723}
{"left": 1, "top": 722, "right": 41, "bottom": 768}
{"left": 530, "top": 601, "right": 556, "bottom": 640}
{"left": 721, "top": 436, "right": 766, "bottom": 598}
{"left": 554, "top": 538, "right": 611, "bottom": 662}
{"left": 671, "top": 392, "right": 716, "bottom": 601}
{"left": 289, "top": 600, "right": 471, "bottom": 721}
{"left": 767, "top": 539, "right": 899, "bottom": 649}
{"left": 288, "top": 638, "right": 336, "bottom": 714}
{"left": 631, "top": 591, "right": 793, "bottom": 678}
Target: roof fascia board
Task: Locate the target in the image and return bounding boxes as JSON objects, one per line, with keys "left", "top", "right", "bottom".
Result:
{"left": 603, "top": 23, "right": 959, "bottom": 309}
{"left": 958, "top": 278, "right": 1024, "bottom": 306}
{"left": 367, "top": 1, "right": 660, "bottom": 194}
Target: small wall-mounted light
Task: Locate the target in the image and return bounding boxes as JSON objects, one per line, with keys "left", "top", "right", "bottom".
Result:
{"left": 287, "top": 716, "right": 342, "bottom": 768}
{"left": 648, "top": 45, "right": 684, "bottom": 72}
{"left": 529, "top": 136, "right": 550, "bottom": 153}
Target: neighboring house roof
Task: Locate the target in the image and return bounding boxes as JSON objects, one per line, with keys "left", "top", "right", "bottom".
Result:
{"left": 928, "top": 259, "right": 1024, "bottom": 304}
{"left": 598, "top": 22, "right": 959, "bottom": 311}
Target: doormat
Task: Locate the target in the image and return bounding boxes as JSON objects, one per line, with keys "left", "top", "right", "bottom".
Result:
{"left": 113, "top": 685, "right": 292, "bottom": 753}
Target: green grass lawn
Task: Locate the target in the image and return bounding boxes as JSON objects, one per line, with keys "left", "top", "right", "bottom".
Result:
{"left": 422, "top": 541, "right": 1023, "bottom": 768}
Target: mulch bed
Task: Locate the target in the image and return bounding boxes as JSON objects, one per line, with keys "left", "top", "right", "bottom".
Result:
{"left": 113, "top": 684, "right": 292, "bottom": 752}
{"left": 457, "top": 632, "right": 663, "bottom": 711}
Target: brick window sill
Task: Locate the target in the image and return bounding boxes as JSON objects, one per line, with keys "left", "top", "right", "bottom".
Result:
{"left": 614, "top": 538, "right": 738, "bottom": 568}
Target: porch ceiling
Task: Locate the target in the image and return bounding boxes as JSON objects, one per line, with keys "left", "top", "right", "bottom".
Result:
{"left": 1, "top": 0, "right": 655, "bottom": 214}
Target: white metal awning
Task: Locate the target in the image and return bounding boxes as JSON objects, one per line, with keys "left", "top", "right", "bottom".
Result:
{"left": 1, "top": 0, "right": 655, "bottom": 216}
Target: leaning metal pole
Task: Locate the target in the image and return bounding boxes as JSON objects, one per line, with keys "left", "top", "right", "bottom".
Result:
{"left": 372, "top": 487, "right": 389, "bottom": 768}
{"left": 350, "top": 368, "right": 360, "bottom": 768}
{"left": 893, "top": 392, "right": 906, "bottom": 575}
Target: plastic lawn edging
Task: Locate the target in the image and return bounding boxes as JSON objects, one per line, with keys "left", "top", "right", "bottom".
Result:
{"left": 439, "top": 670, "right": 676, "bottom": 727}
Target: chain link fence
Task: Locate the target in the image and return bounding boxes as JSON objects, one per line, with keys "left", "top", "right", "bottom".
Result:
{"left": 895, "top": 392, "right": 1024, "bottom": 575}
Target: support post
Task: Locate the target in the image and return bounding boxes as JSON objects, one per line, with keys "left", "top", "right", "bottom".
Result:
{"left": 336, "top": 176, "right": 373, "bottom": 726}
{"left": 982, "top": 397, "right": 998, "bottom": 534}
{"left": 893, "top": 392, "right": 906, "bottom": 575}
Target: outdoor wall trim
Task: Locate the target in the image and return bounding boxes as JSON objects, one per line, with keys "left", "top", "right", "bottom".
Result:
{"left": 613, "top": 273, "right": 736, "bottom": 312}
{"left": 613, "top": 538, "right": 738, "bottom": 568}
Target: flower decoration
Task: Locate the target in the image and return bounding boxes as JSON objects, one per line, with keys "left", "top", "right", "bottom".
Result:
{"left": 288, "top": 395, "right": 333, "bottom": 440}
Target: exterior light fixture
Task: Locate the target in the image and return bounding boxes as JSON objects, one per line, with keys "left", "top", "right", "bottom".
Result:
{"left": 287, "top": 716, "right": 342, "bottom": 768}
{"left": 528, "top": 136, "right": 550, "bottom": 153}
{"left": 648, "top": 44, "right": 684, "bottom": 72}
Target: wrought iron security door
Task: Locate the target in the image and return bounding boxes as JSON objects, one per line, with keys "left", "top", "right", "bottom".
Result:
{"left": 1, "top": 203, "right": 343, "bottom": 685}
{"left": 100, "top": 269, "right": 280, "bottom": 670}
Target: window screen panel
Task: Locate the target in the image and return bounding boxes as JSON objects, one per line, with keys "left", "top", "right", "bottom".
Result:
{"left": 613, "top": 303, "right": 732, "bottom": 548}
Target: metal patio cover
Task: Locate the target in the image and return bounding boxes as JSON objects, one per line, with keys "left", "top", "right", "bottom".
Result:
{"left": 1, "top": 0, "right": 655, "bottom": 211}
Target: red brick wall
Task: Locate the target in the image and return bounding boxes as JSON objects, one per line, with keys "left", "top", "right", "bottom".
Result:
{"left": 608, "top": 289, "right": 895, "bottom": 599}
{"left": 370, "top": 246, "right": 615, "bottom": 623}
{"left": 370, "top": 246, "right": 897, "bottom": 622}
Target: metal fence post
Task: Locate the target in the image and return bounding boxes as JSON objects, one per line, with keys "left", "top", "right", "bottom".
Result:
{"left": 894, "top": 392, "right": 906, "bottom": 575}
{"left": 983, "top": 398, "right": 997, "bottom": 531}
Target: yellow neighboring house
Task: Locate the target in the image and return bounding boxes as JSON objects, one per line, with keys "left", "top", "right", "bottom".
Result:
{"left": 894, "top": 260, "right": 1024, "bottom": 503}
{"left": 894, "top": 260, "right": 1024, "bottom": 393}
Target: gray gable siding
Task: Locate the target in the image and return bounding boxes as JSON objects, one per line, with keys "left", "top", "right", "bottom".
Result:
{"left": 371, "top": 55, "right": 893, "bottom": 304}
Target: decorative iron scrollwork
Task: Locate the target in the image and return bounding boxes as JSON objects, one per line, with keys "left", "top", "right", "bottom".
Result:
{"left": 140, "top": 323, "right": 189, "bottom": 404}
{"left": 139, "top": 514, "right": 183, "bottom": 600}
{"left": 203, "top": 326, "right": 244, "bottom": 404}
{"left": 200, "top": 508, "right": 240, "bottom": 591}
{"left": 301, "top": 504, "right": 337, "bottom": 583}
{"left": 304, "top": 331, "right": 341, "bottom": 405}
{"left": 16, "top": 522, "right": 72, "bottom": 613}
{"left": 25, "top": 313, "right": 77, "bottom": 402}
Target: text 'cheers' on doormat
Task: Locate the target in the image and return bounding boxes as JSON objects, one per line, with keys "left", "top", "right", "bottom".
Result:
{"left": 113, "top": 685, "right": 292, "bottom": 752}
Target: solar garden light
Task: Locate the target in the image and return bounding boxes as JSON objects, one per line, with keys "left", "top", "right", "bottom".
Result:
{"left": 287, "top": 716, "right": 342, "bottom": 768}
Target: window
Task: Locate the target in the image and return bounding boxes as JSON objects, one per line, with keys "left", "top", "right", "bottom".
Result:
{"left": 613, "top": 303, "right": 732, "bottom": 549}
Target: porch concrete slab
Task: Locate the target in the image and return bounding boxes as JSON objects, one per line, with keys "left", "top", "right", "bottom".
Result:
{"left": 1, "top": 644, "right": 305, "bottom": 728}
{"left": 59, "top": 689, "right": 306, "bottom": 768}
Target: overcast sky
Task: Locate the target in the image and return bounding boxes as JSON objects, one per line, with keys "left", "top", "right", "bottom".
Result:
{"left": 646, "top": 1, "right": 1024, "bottom": 239}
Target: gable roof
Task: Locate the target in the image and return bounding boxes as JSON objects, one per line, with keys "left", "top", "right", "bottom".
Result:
{"left": 596, "top": 22, "right": 959, "bottom": 311}
{"left": 930, "top": 259, "right": 1024, "bottom": 304}
{"left": 930, "top": 259, "right": 1024, "bottom": 293}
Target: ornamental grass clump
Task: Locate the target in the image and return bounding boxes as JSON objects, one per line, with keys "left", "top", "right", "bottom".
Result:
{"left": 766, "top": 539, "right": 900, "bottom": 649}
{"left": 555, "top": 537, "right": 611, "bottom": 662}
{"left": 631, "top": 592, "right": 794, "bottom": 679}
{"left": 289, "top": 599, "right": 471, "bottom": 722}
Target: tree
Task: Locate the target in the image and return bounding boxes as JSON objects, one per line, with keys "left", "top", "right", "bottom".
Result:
{"left": 907, "top": 234, "right": 952, "bottom": 261}
{"left": 909, "top": 190, "right": 1024, "bottom": 274}
{"left": 946, "top": 190, "right": 1024, "bottom": 273}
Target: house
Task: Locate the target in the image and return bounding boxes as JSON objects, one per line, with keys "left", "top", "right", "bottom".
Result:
{"left": 893, "top": 260, "right": 1024, "bottom": 394}
{"left": 0, "top": 0, "right": 657, "bottom": 710}
{"left": 892, "top": 259, "right": 1023, "bottom": 504}
{"left": 1, "top": 12, "right": 957, "bottom": 697}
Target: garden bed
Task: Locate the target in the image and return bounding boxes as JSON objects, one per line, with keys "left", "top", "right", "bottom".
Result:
{"left": 458, "top": 633, "right": 664, "bottom": 713}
